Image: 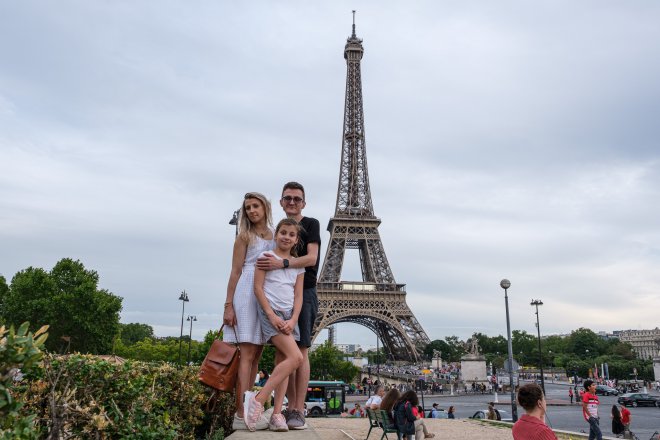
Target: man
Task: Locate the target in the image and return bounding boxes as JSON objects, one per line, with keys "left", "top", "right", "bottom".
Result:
{"left": 582, "top": 380, "right": 602, "bottom": 440}
{"left": 365, "top": 385, "right": 385, "bottom": 409}
{"left": 620, "top": 404, "right": 631, "bottom": 435}
{"left": 429, "top": 403, "right": 440, "bottom": 418}
{"left": 256, "top": 182, "right": 320, "bottom": 430}
{"left": 512, "top": 383, "right": 558, "bottom": 439}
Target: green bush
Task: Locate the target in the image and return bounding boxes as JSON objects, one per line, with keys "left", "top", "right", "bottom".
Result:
{"left": 17, "top": 355, "right": 234, "bottom": 439}
{"left": 0, "top": 322, "right": 49, "bottom": 440}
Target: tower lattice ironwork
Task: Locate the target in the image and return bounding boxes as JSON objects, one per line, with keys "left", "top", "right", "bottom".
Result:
{"left": 313, "top": 19, "right": 430, "bottom": 362}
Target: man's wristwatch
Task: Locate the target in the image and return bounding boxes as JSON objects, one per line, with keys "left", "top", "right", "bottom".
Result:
{"left": 283, "top": 259, "right": 289, "bottom": 268}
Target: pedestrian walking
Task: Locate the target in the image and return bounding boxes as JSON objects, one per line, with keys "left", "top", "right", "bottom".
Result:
{"left": 582, "top": 380, "right": 602, "bottom": 440}
{"left": 569, "top": 387, "right": 574, "bottom": 404}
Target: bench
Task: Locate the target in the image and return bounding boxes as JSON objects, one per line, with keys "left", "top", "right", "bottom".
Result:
{"left": 365, "top": 408, "right": 402, "bottom": 440}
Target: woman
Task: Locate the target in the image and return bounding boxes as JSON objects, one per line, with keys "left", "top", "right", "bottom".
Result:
{"left": 512, "top": 383, "right": 557, "bottom": 440}
{"left": 611, "top": 405, "right": 625, "bottom": 438}
{"left": 447, "top": 406, "right": 456, "bottom": 419}
{"left": 256, "top": 370, "right": 269, "bottom": 387}
{"left": 394, "top": 390, "right": 435, "bottom": 440}
{"left": 380, "top": 388, "right": 401, "bottom": 429}
{"left": 223, "top": 192, "right": 274, "bottom": 431}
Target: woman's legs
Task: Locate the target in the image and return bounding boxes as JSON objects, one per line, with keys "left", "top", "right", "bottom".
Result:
{"left": 235, "top": 343, "right": 263, "bottom": 418}
{"left": 414, "top": 419, "right": 432, "bottom": 439}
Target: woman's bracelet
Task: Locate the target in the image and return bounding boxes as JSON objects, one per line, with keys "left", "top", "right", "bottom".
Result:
{"left": 224, "top": 302, "right": 232, "bottom": 308}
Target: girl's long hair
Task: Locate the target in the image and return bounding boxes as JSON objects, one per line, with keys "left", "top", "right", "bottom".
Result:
{"left": 380, "top": 388, "right": 401, "bottom": 412}
{"left": 397, "top": 390, "right": 419, "bottom": 407}
{"left": 612, "top": 405, "right": 621, "bottom": 420}
{"left": 237, "top": 192, "right": 272, "bottom": 244}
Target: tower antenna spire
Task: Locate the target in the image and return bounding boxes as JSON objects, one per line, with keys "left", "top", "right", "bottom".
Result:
{"left": 352, "top": 10, "right": 356, "bottom": 37}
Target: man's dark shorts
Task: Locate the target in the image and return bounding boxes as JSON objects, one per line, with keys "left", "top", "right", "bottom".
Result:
{"left": 297, "top": 287, "right": 318, "bottom": 348}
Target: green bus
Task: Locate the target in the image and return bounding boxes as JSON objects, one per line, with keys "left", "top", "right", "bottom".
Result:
{"left": 305, "top": 380, "right": 347, "bottom": 417}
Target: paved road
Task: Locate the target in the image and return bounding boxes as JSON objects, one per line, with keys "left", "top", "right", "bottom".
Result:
{"left": 349, "top": 381, "right": 660, "bottom": 438}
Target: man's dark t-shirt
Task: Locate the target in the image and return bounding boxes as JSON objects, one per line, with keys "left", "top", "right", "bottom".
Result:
{"left": 296, "top": 216, "right": 321, "bottom": 289}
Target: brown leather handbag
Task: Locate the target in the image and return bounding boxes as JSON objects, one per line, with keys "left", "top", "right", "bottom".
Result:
{"left": 198, "top": 325, "right": 240, "bottom": 393}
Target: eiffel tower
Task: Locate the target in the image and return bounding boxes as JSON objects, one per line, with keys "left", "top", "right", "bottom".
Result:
{"left": 313, "top": 17, "right": 430, "bottom": 362}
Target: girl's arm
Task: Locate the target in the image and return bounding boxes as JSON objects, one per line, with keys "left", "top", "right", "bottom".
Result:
{"left": 254, "top": 267, "right": 284, "bottom": 329}
{"left": 223, "top": 237, "right": 248, "bottom": 326}
{"left": 281, "top": 273, "right": 304, "bottom": 335}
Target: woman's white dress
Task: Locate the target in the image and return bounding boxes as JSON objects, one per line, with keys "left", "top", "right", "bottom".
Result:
{"left": 224, "top": 234, "right": 275, "bottom": 344}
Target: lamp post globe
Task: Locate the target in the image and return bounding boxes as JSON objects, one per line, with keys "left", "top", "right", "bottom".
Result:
{"left": 500, "top": 279, "right": 511, "bottom": 290}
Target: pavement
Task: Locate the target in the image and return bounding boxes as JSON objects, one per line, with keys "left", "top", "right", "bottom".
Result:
{"left": 225, "top": 417, "right": 628, "bottom": 440}
{"left": 226, "top": 417, "right": 518, "bottom": 439}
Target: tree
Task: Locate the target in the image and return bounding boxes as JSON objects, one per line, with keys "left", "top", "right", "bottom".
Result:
{"left": 309, "top": 341, "right": 360, "bottom": 383}
{"left": 443, "top": 335, "right": 466, "bottom": 362}
{"left": 0, "top": 275, "right": 8, "bottom": 325}
{"left": 119, "top": 323, "right": 154, "bottom": 345}
{"left": 1, "top": 258, "right": 123, "bottom": 354}
{"left": 565, "top": 328, "right": 605, "bottom": 358}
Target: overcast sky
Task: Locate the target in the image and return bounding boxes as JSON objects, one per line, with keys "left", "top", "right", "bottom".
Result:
{"left": 1, "top": 1, "right": 659, "bottom": 350}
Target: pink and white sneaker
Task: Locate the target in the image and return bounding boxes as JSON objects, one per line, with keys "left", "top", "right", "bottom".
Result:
{"left": 244, "top": 391, "right": 264, "bottom": 432}
{"left": 268, "top": 413, "right": 289, "bottom": 432}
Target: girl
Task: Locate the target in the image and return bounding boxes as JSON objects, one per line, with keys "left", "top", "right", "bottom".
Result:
{"left": 380, "top": 388, "right": 401, "bottom": 429}
{"left": 611, "top": 405, "right": 625, "bottom": 438}
{"left": 244, "top": 218, "right": 305, "bottom": 432}
{"left": 394, "top": 390, "right": 434, "bottom": 440}
{"left": 223, "top": 192, "right": 274, "bottom": 431}
{"left": 447, "top": 406, "right": 456, "bottom": 419}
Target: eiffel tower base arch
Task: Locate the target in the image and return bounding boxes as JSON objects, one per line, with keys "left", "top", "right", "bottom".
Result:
{"left": 312, "top": 286, "right": 430, "bottom": 362}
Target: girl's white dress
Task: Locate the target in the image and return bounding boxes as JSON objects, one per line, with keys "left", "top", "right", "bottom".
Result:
{"left": 224, "top": 234, "right": 275, "bottom": 344}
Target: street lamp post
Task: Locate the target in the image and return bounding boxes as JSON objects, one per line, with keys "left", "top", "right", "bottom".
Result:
{"left": 376, "top": 333, "right": 380, "bottom": 383}
{"left": 186, "top": 315, "right": 197, "bottom": 364}
{"left": 229, "top": 210, "right": 239, "bottom": 236}
{"left": 500, "top": 279, "right": 518, "bottom": 422}
{"left": 178, "top": 290, "right": 189, "bottom": 366}
{"left": 531, "top": 299, "right": 545, "bottom": 394}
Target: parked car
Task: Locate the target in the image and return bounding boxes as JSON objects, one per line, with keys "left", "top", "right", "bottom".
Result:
{"left": 470, "top": 409, "right": 513, "bottom": 422}
{"left": 617, "top": 393, "right": 660, "bottom": 407}
{"left": 595, "top": 385, "right": 620, "bottom": 396}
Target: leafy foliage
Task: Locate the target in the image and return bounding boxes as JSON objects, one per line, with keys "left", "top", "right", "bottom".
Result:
{"left": 17, "top": 354, "right": 233, "bottom": 439}
{"left": 1, "top": 259, "right": 123, "bottom": 354}
{"left": 423, "top": 327, "right": 654, "bottom": 380}
{"left": 0, "top": 322, "right": 49, "bottom": 439}
{"left": 119, "top": 323, "right": 155, "bottom": 345}
{"left": 309, "top": 341, "right": 360, "bottom": 383}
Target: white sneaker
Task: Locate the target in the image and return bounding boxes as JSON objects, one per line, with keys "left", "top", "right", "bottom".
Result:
{"left": 232, "top": 413, "right": 269, "bottom": 431}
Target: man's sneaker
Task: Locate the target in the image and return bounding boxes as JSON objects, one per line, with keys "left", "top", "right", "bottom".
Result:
{"left": 232, "top": 413, "right": 269, "bottom": 431}
{"left": 268, "top": 413, "right": 289, "bottom": 432}
{"left": 286, "top": 409, "right": 308, "bottom": 430}
{"left": 244, "top": 391, "right": 265, "bottom": 432}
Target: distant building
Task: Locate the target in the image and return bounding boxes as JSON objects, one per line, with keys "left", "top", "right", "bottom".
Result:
{"left": 335, "top": 344, "right": 360, "bottom": 354}
{"left": 617, "top": 328, "right": 660, "bottom": 360}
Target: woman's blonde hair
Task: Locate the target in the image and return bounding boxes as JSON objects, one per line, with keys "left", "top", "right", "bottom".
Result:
{"left": 237, "top": 192, "right": 273, "bottom": 244}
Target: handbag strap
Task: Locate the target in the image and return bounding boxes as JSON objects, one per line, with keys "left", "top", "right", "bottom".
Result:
{"left": 218, "top": 323, "right": 241, "bottom": 345}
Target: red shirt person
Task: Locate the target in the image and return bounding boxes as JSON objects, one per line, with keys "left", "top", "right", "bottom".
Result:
{"left": 582, "top": 380, "right": 602, "bottom": 440}
{"left": 512, "top": 383, "right": 558, "bottom": 440}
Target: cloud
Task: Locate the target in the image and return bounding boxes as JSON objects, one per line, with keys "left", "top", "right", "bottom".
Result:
{"left": 1, "top": 1, "right": 659, "bottom": 348}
